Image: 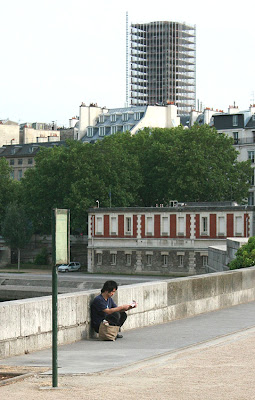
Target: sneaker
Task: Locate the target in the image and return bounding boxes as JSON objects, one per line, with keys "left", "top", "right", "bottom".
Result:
{"left": 116, "top": 333, "right": 123, "bottom": 339}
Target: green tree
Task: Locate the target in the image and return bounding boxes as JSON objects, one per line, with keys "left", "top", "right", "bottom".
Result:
{"left": 0, "top": 158, "right": 18, "bottom": 231}
{"left": 135, "top": 125, "right": 252, "bottom": 205}
{"left": 20, "top": 137, "right": 142, "bottom": 233}
{"left": 2, "top": 202, "right": 33, "bottom": 270}
{"left": 229, "top": 237, "right": 255, "bottom": 269}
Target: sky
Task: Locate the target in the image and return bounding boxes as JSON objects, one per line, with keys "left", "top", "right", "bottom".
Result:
{"left": 1, "top": 0, "right": 255, "bottom": 127}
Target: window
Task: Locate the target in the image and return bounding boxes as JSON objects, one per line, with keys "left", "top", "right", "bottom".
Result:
{"left": 111, "top": 126, "right": 117, "bottom": 134}
{"left": 125, "top": 216, "right": 132, "bottom": 235}
{"left": 18, "top": 159, "right": 23, "bottom": 165}
{"left": 97, "top": 253, "right": 102, "bottom": 265}
{"left": 232, "top": 115, "right": 238, "bottom": 126}
{"left": 99, "top": 115, "right": 104, "bottom": 123}
{"left": 162, "top": 255, "right": 168, "bottom": 266}
{"left": 110, "top": 216, "right": 118, "bottom": 235}
{"left": 10, "top": 159, "right": 14, "bottom": 165}
{"left": 28, "top": 158, "right": 33, "bottom": 165}
{"left": 126, "top": 254, "right": 131, "bottom": 266}
{"left": 99, "top": 127, "right": 105, "bottom": 136}
{"left": 202, "top": 256, "right": 208, "bottom": 267}
{"left": 248, "top": 192, "right": 254, "bottom": 205}
{"left": 111, "top": 253, "right": 116, "bottom": 265}
{"left": 87, "top": 127, "right": 93, "bottom": 137}
{"left": 250, "top": 172, "right": 255, "bottom": 186}
{"left": 235, "top": 216, "right": 243, "bottom": 236}
{"left": 233, "top": 132, "right": 239, "bottom": 144}
{"left": 248, "top": 151, "right": 255, "bottom": 163}
{"left": 161, "top": 216, "right": 169, "bottom": 235}
{"left": 95, "top": 216, "right": 103, "bottom": 235}
{"left": 18, "top": 170, "right": 23, "bottom": 180}
{"left": 178, "top": 216, "right": 185, "bottom": 235}
{"left": 146, "top": 216, "right": 154, "bottom": 235}
{"left": 123, "top": 125, "right": 131, "bottom": 132}
{"left": 10, "top": 171, "right": 14, "bottom": 179}
{"left": 134, "top": 112, "right": 140, "bottom": 121}
{"left": 201, "top": 216, "right": 208, "bottom": 235}
{"left": 178, "top": 255, "right": 184, "bottom": 267}
{"left": 218, "top": 216, "right": 226, "bottom": 236}
{"left": 110, "top": 114, "right": 116, "bottom": 122}
{"left": 146, "top": 254, "right": 152, "bottom": 266}
{"left": 122, "top": 113, "right": 128, "bottom": 122}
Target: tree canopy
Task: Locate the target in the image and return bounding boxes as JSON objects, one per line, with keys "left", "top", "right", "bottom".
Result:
{"left": 0, "top": 158, "right": 18, "bottom": 232}
{"left": 229, "top": 237, "right": 255, "bottom": 270}
{"left": 18, "top": 125, "right": 253, "bottom": 234}
{"left": 1, "top": 202, "right": 33, "bottom": 270}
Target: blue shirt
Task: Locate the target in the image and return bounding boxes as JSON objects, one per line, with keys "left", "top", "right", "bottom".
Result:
{"left": 91, "top": 294, "right": 117, "bottom": 328}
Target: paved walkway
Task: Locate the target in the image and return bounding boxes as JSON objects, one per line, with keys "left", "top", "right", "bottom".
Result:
{"left": 2, "top": 301, "right": 255, "bottom": 375}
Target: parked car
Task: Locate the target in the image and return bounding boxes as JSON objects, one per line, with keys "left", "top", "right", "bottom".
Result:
{"left": 58, "top": 262, "right": 81, "bottom": 272}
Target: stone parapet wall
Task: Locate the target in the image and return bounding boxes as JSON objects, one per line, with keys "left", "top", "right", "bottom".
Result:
{"left": 1, "top": 267, "right": 255, "bottom": 359}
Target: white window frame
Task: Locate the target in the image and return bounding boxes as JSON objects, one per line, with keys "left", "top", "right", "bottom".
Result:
{"left": 232, "top": 115, "right": 238, "bottom": 126}
{"left": 177, "top": 215, "right": 186, "bottom": 236}
{"left": 145, "top": 215, "right": 154, "bottom": 236}
{"left": 99, "top": 126, "right": 105, "bottom": 137}
{"left": 248, "top": 151, "right": 255, "bottom": 163}
{"left": 111, "top": 125, "right": 117, "bottom": 134}
{"left": 110, "top": 215, "right": 118, "bottom": 235}
{"left": 99, "top": 114, "right": 104, "bottom": 123}
{"left": 161, "top": 215, "right": 169, "bottom": 236}
{"left": 95, "top": 216, "right": 104, "bottom": 235}
{"left": 110, "top": 114, "right": 116, "bottom": 122}
{"left": 122, "top": 113, "right": 128, "bottom": 122}
{"left": 87, "top": 127, "right": 93, "bottom": 137}
{"left": 200, "top": 215, "right": 209, "bottom": 236}
{"left": 234, "top": 215, "right": 243, "bottom": 236}
{"left": 217, "top": 215, "right": 226, "bottom": 236}
{"left": 125, "top": 216, "right": 132, "bottom": 235}
{"left": 134, "top": 112, "right": 140, "bottom": 121}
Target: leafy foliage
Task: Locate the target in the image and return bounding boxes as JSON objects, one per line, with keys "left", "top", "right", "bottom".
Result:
{"left": 0, "top": 158, "right": 18, "bottom": 232}
{"left": 1, "top": 202, "right": 33, "bottom": 269}
{"left": 34, "top": 247, "right": 49, "bottom": 265}
{"left": 18, "top": 126, "right": 253, "bottom": 234}
{"left": 229, "top": 237, "right": 255, "bottom": 269}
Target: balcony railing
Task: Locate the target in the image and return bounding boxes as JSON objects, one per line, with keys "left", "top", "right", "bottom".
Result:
{"left": 233, "top": 137, "right": 255, "bottom": 145}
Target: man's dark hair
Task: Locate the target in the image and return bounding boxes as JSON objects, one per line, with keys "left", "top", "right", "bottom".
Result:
{"left": 101, "top": 280, "right": 118, "bottom": 293}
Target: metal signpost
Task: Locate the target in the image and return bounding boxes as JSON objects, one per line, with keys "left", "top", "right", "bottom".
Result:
{"left": 52, "top": 209, "right": 70, "bottom": 388}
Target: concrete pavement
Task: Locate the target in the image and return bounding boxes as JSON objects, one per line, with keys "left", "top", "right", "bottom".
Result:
{"left": 2, "top": 300, "right": 255, "bottom": 375}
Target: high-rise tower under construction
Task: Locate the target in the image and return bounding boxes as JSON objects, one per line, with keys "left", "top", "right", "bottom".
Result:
{"left": 130, "top": 21, "right": 196, "bottom": 115}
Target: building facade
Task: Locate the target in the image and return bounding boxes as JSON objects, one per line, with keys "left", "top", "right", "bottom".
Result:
{"left": 78, "top": 103, "right": 180, "bottom": 142}
{"left": 0, "top": 141, "right": 65, "bottom": 180}
{"left": 130, "top": 21, "right": 196, "bottom": 115}
{"left": 0, "top": 120, "right": 19, "bottom": 146}
{"left": 87, "top": 204, "right": 253, "bottom": 275}
{"left": 213, "top": 105, "right": 255, "bottom": 205}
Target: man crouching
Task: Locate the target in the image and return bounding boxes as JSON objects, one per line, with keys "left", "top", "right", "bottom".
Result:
{"left": 91, "top": 280, "right": 137, "bottom": 339}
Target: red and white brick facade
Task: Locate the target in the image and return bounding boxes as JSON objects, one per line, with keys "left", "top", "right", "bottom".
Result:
{"left": 87, "top": 205, "right": 254, "bottom": 275}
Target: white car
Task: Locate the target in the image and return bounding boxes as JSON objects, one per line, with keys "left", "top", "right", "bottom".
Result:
{"left": 58, "top": 262, "right": 81, "bottom": 272}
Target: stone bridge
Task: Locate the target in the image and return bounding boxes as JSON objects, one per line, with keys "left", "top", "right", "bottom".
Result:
{"left": 1, "top": 267, "right": 255, "bottom": 359}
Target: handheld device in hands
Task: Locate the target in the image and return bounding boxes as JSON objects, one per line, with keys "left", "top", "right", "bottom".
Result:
{"left": 130, "top": 300, "right": 137, "bottom": 308}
